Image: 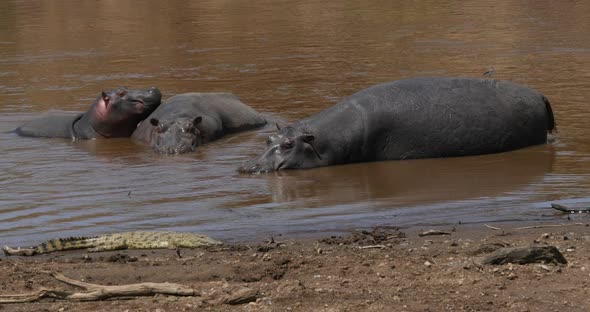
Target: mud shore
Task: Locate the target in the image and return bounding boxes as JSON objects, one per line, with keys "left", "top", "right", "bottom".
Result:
{"left": 1, "top": 221, "right": 589, "bottom": 311}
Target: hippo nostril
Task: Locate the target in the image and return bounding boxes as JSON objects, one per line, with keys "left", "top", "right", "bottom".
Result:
{"left": 101, "top": 92, "right": 110, "bottom": 107}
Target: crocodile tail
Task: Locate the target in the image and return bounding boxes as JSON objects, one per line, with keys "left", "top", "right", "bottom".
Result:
{"left": 543, "top": 95, "right": 556, "bottom": 133}
{"left": 36, "top": 236, "right": 96, "bottom": 254}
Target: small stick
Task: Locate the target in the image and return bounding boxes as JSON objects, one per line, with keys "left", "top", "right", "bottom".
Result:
{"left": 358, "top": 245, "right": 386, "bottom": 249}
{"left": 515, "top": 223, "right": 586, "bottom": 230}
{"left": 418, "top": 230, "right": 451, "bottom": 237}
{"left": 483, "top": 224, "right": 503, "bottom": 231}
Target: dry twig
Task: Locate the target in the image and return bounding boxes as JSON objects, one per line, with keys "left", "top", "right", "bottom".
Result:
{"left": 358, "top": 245, "right": 387, "bottom": 249}
{"left": 418, "top": 230, "right": 451, "bottom": 237}
{"left": 0, "top": 271, "right": 198, "bottom": 303}
{"left": 483, "top": 224, "right": 503, "bottom": 231}
{"left": 515, "top": 223, "right": 586, "bottom": 230}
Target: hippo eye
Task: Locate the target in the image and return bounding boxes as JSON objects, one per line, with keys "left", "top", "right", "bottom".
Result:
{"left": 117, "top": 89, "right": 127, "bottom": 97}
{"left": 281, "top": 141, "right": 294, "bottom": 150}
{"left": 182, "top": 124, "right": 196, "bottom": 134}
{"left": 156, "top": 124, "right": 168, "bottom": 133}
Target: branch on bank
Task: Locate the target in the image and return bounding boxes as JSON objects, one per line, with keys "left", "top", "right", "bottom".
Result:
{"left": 0, "top": 271, "right": 198, "bottom": 303}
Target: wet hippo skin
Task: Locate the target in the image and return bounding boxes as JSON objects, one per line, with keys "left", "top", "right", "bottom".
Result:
{"left": 16, "top": 87, "right": 162, "bottom": 140}
{"left": 132, "top": 92, "right": 266, "bottom": 154}
{"left": 240, "top": 77, "right": 555, "bottom": 173}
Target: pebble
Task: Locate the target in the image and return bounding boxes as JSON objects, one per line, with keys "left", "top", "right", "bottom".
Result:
{"left": 539, "top": 264, "right": 551, "bottom": 271}
{"left": 507, "top": 273, "right": 517, "bottom": 280}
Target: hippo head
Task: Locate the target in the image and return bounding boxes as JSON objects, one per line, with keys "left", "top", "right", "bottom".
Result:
{"left": 239, "top": 126, "right": 323, "bottom": 174}
{"left": 89, "top": 86, "right": 162, "bottom": 137}
{"left": 149, "top": 116, "right": 204, "bottom": 154}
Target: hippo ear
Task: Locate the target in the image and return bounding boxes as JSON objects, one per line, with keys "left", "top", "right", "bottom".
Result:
{"left": 150, "top": 118, "right": 160, "bottom": 127}
{"left": 193, "top": 116, "right": 202, "bottom": 125}
{"left": 302, "top": 134, "right": 315, "bottom": 143}
{"left": 301, "top": 133, "right": 321, "bottom": 160}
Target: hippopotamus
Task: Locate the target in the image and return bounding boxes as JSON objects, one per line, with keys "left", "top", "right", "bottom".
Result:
{"left": 131, "top": 92, "right": 267, "bottom": 153}
{"left": 15, "top": 87, "right": 162, "bottom": 140}
{"left": 239, "top": 77, "right": 555, "bottom": 174}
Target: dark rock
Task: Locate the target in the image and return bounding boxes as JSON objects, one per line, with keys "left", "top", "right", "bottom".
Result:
{"left": 477, "top": 246, "right": 567, "bottom": 265}
{"left": 276, "top": 280, "right": 306, "bottom": 299}
{"left": 220, "top": 286, "right": 259, "bottom": 305}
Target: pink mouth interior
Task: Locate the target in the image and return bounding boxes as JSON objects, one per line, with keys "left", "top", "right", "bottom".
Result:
{"left": 94, "top": 98, "right": 110, "bottom": 119}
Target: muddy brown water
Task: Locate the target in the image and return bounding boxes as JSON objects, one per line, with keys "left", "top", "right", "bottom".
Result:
{"left": 1, "top": 1, "right": 590, "bottom": 247}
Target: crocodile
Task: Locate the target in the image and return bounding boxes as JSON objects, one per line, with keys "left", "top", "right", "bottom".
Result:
{"left": 2, "top": 231, "right": 222, "bottom": 256}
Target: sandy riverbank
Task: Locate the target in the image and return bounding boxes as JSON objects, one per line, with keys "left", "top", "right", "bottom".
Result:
{"left": 1, "top": 221, "right": 589, "bottom": 311}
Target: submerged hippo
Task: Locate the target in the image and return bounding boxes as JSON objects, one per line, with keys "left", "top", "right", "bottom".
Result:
{"left": 239, "top": 77, "right": 555, "bottom": 174}
{"left": 132, "top": 92, "right": 267, "bottom": 153}
{"left": 16, "top": 87, "right": 162, "bottom": 140}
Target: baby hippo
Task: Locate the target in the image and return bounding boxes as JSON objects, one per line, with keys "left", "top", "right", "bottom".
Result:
{"left": 132, "top": 92, "right": 267, "bottom": 153}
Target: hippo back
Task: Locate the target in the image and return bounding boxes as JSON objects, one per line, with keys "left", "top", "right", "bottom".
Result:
{"left": 295, "top": 77, "right": 553, "bottom": 163}
{"left": 15, "top": 114, "right": 81, "bottom": 138}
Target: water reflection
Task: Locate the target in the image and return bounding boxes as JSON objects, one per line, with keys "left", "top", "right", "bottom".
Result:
{"left": 267, "top": 146, "right": 555, "bottom": 206}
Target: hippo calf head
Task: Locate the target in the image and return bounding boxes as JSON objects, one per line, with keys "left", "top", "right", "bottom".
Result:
{"left": 149, "top": 116, "right": 203, "bottom": 154}
{"left": 90, "top": 86, "right": 162, "bottom": 137}
{"left": 239, "top": 126, "right": 323, "bottom": 174}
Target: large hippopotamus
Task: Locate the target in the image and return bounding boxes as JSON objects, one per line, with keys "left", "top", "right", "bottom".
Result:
{"left": 16, "top": 87, "right": 162, "bottom": 140}
{"left": 132, "top": 92, "right": 267, "bottom": 153}
{"left": 239, "top": 77, "right": 555, "bottom": 174}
